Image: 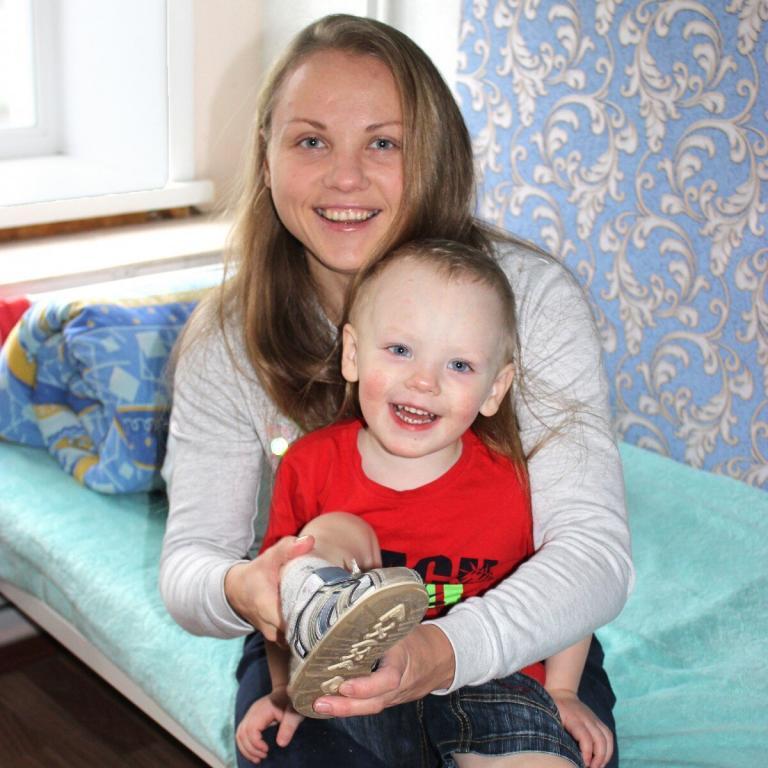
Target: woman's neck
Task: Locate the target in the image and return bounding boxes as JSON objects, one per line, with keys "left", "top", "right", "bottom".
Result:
{"left": 307, "top": 261, "right": 353, "bottom": 325}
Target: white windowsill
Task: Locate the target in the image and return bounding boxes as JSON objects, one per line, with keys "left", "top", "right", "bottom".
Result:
{"left": 0, "top": 174, "right": 215, "bottom": 229}
{"left": 0, "top": 214, "right": 230, "bottom": 298}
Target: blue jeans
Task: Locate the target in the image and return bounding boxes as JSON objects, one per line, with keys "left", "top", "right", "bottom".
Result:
{"left": 235, "top": 633, "right": 617, "bottom": 767}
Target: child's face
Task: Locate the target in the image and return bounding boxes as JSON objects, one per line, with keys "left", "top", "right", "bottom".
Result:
{"left": 342, "top": 259, "right": 514, "bottom": 467}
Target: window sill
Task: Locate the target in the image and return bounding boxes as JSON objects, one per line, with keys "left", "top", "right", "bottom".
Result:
{"left": 0, "top": 213, "right": 229, "bottom": 298}
{"left": 0, "top": 167, "right": 215, "bottom": 229}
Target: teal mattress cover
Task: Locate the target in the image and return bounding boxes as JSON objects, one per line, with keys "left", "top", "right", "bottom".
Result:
{"left": 1, "top": 441, "right": 766, "bottom": 767}
{"left": 0, "top": 442, "right": 241, "bottom": 765}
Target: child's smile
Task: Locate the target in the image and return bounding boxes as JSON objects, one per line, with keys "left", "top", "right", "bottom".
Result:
{"left": 390, "top": 403, "right": 438, "bottom": 428}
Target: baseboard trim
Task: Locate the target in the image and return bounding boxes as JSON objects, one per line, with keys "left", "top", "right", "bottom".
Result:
{"left": 0, "top": 601, "right": 39, "bottom": 646}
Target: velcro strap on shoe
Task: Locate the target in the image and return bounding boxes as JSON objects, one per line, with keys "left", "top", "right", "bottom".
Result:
{"left": 314, "top": 566, "right": 354, "bottom": 584}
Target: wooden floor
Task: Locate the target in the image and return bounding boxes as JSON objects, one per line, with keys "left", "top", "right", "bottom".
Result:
{"left": 0, "top": 635, "right": 208, "bottom": 767}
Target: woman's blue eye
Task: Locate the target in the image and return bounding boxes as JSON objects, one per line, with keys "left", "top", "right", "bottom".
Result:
{"left": 387, "top": 344, "right": 411, "bottom": 357}
{"left": 300, "top": 137, "right": 323, "bottom": 148}
{"left": 449, "top": 360, "right": 473, "bottom": 373}
{"left": 371, "top": 137, "right": 396, "bottom": 150}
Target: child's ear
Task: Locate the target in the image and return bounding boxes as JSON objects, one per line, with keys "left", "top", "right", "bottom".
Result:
{"left": 479, "top": 363, "right": 515, "bottom": 417}
{"left": 341, "top": 324, "right": 359, "bottom": 383}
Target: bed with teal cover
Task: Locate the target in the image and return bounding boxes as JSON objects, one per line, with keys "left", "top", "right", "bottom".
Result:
{"left": 1, "top": 435, "right": 765, "bottom": 767}
{"left": 0, "top": 266, "right": 765, "bottom": 766}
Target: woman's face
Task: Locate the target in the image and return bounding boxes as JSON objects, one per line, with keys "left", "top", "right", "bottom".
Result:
{"left": 265, "top": 50, "right": 404, "bottom": 312}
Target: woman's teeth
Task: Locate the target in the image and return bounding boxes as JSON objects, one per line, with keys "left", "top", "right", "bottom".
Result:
{"left": 394, "top": 404, "right": 436, "bottom": 425}
{"left": 317, "top": 208, "right": 378, "bottom": 222}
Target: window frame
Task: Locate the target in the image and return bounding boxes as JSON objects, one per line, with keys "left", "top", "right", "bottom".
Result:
{"left": 0, "top": 0, "right": 213, "bottom": 229}
{"left": 0, "top": 0, "right": 59, "bottom": 160}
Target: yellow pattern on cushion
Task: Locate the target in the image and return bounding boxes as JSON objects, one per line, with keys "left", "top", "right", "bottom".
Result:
{"left": 34, "top": 404, "right": 66, "bottom": 420}
{"left": 74, "top": 455, "right": 99, "bottom": 484}
{"left": 53, "top": 434, "right": 95, "bottom": 453}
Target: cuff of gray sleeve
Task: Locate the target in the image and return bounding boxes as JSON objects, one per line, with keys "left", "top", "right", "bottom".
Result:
{"left": 421, "top": 619, "right": 457, "bottom": 695}
{"left": 424, "top": 608, "right": 492, "bottom": 694}
{"left": 209, "top": 560, "right": 256, "bottom": 636}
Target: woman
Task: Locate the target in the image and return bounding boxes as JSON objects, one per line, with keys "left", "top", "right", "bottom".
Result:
{"left": 160, "top": 14, "right": 632, "bottom": 767}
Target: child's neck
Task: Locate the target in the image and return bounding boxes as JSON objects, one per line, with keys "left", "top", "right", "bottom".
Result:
{"left": 356, "top": 428, "right": 463, "bottom": 491}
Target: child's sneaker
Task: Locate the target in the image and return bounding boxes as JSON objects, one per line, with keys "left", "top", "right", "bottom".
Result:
{"left": 286, "top": 565, "right": 428, "bottom": 718}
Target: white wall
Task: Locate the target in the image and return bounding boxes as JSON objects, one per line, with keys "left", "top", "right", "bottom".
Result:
{"left": 193, "top": 0, "right": 461, "bottom": 209}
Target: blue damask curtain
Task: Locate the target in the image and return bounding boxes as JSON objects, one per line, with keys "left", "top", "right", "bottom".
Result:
{"left": 457, "top": 0, "right": 768, "bottom": 489}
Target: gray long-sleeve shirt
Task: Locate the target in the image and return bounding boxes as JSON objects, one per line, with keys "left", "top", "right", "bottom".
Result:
{"left": 159, "top": 241, "right": 634, "bottom": 691}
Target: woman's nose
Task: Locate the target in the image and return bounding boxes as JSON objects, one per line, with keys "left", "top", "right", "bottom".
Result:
{"left": 324, "top": 149, "right": 369, "bottom": 191}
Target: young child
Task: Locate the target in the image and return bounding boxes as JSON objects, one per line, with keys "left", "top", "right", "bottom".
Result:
{"left": 237, "top": 240, "right": 612, "bottom": 768}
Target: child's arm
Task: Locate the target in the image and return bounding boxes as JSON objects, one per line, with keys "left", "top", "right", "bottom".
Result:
{"left": 545, "top": 637, "right": 613, "bottom": 768}
{"left": 265, "top": 637, "right": 292, "bottom": 689}
{"left": 235, "top": 640, "right": 304, "bottom": 764}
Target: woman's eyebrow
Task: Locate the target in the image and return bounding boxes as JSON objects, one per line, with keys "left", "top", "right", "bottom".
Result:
{"left": 365, "top": 120, "right": 403, "bottom": 132}
{"left": 284, "top": 118, "right": 402, "bottom": 132}
{"left": 286, "top": 118, "right": 326, "bottom": 129}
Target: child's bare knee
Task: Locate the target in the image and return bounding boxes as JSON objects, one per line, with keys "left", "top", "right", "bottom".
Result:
{"left": 453, "top": 754, "right": 574, "bottom": 768}
{"left": 300, "top": 513, "right": 381, "bottom": 570}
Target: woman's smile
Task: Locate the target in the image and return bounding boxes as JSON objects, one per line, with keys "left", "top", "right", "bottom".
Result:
{"left": 315, "top": 207, "right": 381, "bottom": 224}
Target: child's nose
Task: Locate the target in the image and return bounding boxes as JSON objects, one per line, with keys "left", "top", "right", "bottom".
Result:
{"left": 406, "top": 368, "right": 440, "bottom": 395}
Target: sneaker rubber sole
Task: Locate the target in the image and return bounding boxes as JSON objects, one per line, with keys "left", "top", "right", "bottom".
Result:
{"left": 287, "top": 571, "right": 428, "bottom": 718}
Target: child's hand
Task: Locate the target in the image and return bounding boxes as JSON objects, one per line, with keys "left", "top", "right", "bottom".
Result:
{"left": 236, "top": 687, "right": 304, "bottom": 764}
{"left": 547, "top": 688, "right": 613, "bottom": 768}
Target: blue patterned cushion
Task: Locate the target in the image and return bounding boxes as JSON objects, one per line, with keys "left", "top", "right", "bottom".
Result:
{"left": 0, "top": 288, "right": 207, "bottom": 493}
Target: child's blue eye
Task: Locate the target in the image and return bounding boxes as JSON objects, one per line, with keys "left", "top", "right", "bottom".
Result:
{"left": 387, "top": 344, "right": 411, "bottom": 358}
{"left": 449, "top": 359, "right": 473, "bottom": 373}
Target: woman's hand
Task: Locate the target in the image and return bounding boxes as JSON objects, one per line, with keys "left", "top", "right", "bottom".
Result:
{"left": 224, "top": 535, "right": 316, "bottom": 641}
{"left": 547, "top": 688, "right": 613, "bottom": 768}
{"left": 311, "top": 624, "right": 455, "bottom": 717}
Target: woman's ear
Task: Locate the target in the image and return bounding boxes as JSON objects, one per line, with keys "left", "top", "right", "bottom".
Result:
{"left": 341, "top": 324, "right": 359, "bottom": 383}
{"left": 479, "top": 363, "right": 515, "bottom": 417}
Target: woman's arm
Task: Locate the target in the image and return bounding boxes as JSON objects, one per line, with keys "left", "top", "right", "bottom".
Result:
{"left": 159, "top": 303, "right": 303, "bottom": 637}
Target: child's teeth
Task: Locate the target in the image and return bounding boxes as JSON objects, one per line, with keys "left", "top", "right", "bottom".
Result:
{"left": 395, "top": 405, "right": 435, "bottom": 424}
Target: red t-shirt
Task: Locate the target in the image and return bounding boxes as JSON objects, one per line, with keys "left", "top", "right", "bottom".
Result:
{"left": 263, "top": 419, "right": 544, "bottom": 684}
